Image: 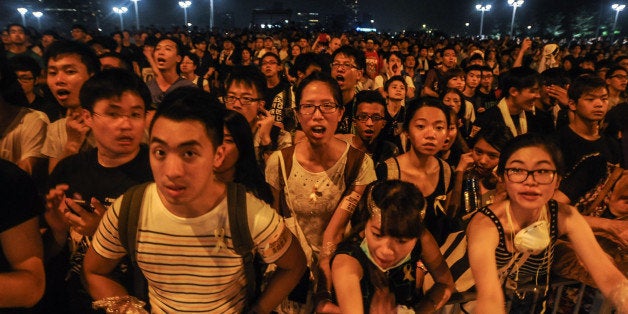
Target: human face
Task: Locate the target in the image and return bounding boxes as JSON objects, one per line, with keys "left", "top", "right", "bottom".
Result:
{"left": 261, "top": 56, "right": 280, "bottom": 78}
{"left": 1, "top": 31, "right": 9, "bottom": 45}
{"left": 291, "top": 44, "right": 301, "bottom": 57}
{"left": 364, "top": 217, "right": 417, "bottom": 270}
{"left": 442, "top": 91, "right": 462, "bottom": 113}
{"left": 16, "top": 70, "right": 36, "bottom": 95}
{"left": 386, "top": 80, "right": 406, "bottom": 101}
{"left": 570, "top": 87, "right": 609, "bottom": 123}
{"left": 255, "top": 38, "right": 264, "bottom": 50}
{"left": 46, "top": 54, "right": 92, "bottom": 108}
{"left": 442, "top": 49, "right": 457, "bottom": 69}
{"left": 354, "top": 102, "right": 386, "bottom": 144}
{"left": 480, "top": 71, "right": 493, "bottom": 89}
{"left": 71, "top": 28, "right": 86, "bottom": 42}
{"left": 264, "top": 38, "right": 273, "bottom": 49}
{"left": 150, "top": 118, "right": 225, "bottom": 211}
{"left": 225, "top": 81, "right": 263, "bottom": 125}
{"left": 387, "top": 55, "right": 403, "bottom": 74}
{"left": 8, "top": 25, "right": 26, "bottom": 45}
{"left": 241, "top": 49, "right": 251, "bottom": 61}
{"left": 447, "top": 76, "right": 465, "bottom": 92}
{"left": 329, "top": 38, "right": 341, "bottom": 52}
{"left": 606, "top": 70, "right": 628, "bottom": 92}
{"left": 332, "top": 53, "right": 361, "bottom": 92}
{"left": 502, "top": 146, "right": 558, "bottom": 212}
{"left": 100, "top": 56, "right": 124, "bottom": 70}
{"left": 41, "top": 35, "right": 55, "bottom": 48}
{"left": 407, "top": 106, "right": 448, "bottom": 156}
{"left": 179, "top": 56, "right": 196, "bottom": 75}
{"left": 297, "top": 81, "right": 343, "bottom": 144}
{"left": 472, "top": 138, "right": 500, "bottom": 176}
{"left": 154, "top": 39, "right": 181, "bottom": 71}
{"left": 619, "top": 58, "right": 628, "bottom": 70}
{"left": 465, "top": 70, "right": 481, "bottom": 89}
{"left": 86, "top": 91, "right": 146, "bottom": 160}
{"left": 442, "top": 117, "right": 458, "bottom": 151}
{"left": 214, "top": 127, "right": 239, "bottom": 175}
{"left": 510, "top": 84, "right": 541, "bottom": 111}
{"left": 404, "top": 55, "right": 416, "bottom": 69}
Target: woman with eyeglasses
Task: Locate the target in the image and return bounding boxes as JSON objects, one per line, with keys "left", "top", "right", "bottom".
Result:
{"left": 265, "top": 72, "right": 377, "bottom": 313}
{"left": 467, "top": 133, "right": 627, "bottom": 313}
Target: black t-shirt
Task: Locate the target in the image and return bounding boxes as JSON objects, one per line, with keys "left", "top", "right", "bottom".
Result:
{"left": 551, "top": 126, "right": 623, "bottom": 174}
{"left": 337, "top": 97, "right": 357, "bottom": 135}
{"left": 263, "top": 79, "right": 291, "bottom": 110}
{"left": 0, "top": 159, "right": 44, "bottom": 314}
{"left": 472, "top": 105, "right": 547, "bottom": 142}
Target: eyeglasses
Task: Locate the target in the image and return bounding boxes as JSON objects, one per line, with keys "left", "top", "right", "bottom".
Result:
{"left": 504, "top": 168, "right": 557, "bottom": 185}
{"left": 298, "top": 102, "right": 338, "bottom": 115}
{"left": 92, "top": 111, "right": 145, "bottom": 122}
{"left": 17, "top": 76, "right": 35, "bottom": 83}
{"left": 610, "top": 75, "right": 628, "bottom": 80}
{"left": 224, "top": 95, "right": 262, "bottom": 106}
{"left": 331, "top": 62, "right": 359, "bottom": 70}
{"left": 355, "top": 113, "right": 385, "bottom": 122}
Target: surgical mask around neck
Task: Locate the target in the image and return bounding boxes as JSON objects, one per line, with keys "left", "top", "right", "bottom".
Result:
{"left": 360, "top": 238, "right": 412, "bottom": 273}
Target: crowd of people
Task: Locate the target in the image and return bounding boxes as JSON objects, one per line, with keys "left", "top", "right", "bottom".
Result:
{"left": 1, "top": 20, "right": 627, "bottom": 313}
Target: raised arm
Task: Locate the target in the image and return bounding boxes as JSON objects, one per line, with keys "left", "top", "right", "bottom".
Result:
{"left": 467, "top": 213, "right": 505, "bottom": 314}
{"left": 417, "top": 230, "right": 454, "bottom": 312}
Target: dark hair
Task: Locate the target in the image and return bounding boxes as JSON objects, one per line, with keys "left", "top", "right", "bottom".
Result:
{"left": 403, "top": 97, "right": 451, "bottom": 132}
{"left": 386, "top": 51, "right": 403, "bottom": 62}
{"left": 44, "top": 40, "right": 101, "bottom": 75}
{"left": 71, "top": 24, "right": 87, "bottom": 32}
{"left": 99, "top": 52, "right": 130, "bottom": 70}
{"left": 181, "top": 51, "right": 200, "bottom": 66}
{"left": 155, "top": 37, "right": 184, "bottom": 56}
{"left": 79, "top": 68, "right": 151, "bottom": 113}
{"left": 606, "top": 65, "right": 627, "bottom": 80}
{"left": 223, "top": 110, "right": 274, "bottom": 204}
{"left": 440, "top": 87, "right": 466, "bottom": 117}
{"left": 355, "top": 90, "right": 386, "bottom": 111}
{"left": 567, "top": 74, "right": 607, "bottom": 102}
{"left": 474, "top": 123, "right": 513, "bottom": 153}
{"left": 500, "top": 67, "right": 540, "bottom": 98}
{"left": 468, "top": 53, "right": 484, "bottom": 63}
{"left": 290, "top": 52, "right": 326, "bottom": 78}
{"left": 260, "top": 52, "right": 280, "bottom": 64}
{"left": 441, "top": 68, "right": 465, "bottom": 87}
{"left": 354, "top": 180, "right": 425, "bottom": 238}
{"left": 9, "top": 55, "right": 41, "bottom": 77}
{"left": 0, "top": 41, "right": 29, "bottom": 107}
{"left": 295, "top": 71, "right": 342, "bottom": 109}
{"left": 6, "top": 23, "right": 27, "bottom": 35}
{"left": 331, "top": 45, "right": 366, "bottom": 70}
{"left": 464, "top": 64, "right": 483, "bottom": 74}
{"left": 224, "top": 66, "right": 266, "bottom": 99}
{"left": 539, "top": 68, "right": 570, "bottom": 87}
{"left": 150, "top": 87, "right": 226, "bottom": 148}
{"left": 192, "top": 35, "right": 207, "bottom": 46}
{"left": 384, "top": 75, "right": 407, "bottom": 91}
{"left": 496, "top": 133, "right": 564, "bottom": 177}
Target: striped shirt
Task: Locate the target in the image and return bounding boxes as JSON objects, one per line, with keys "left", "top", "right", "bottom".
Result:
{"left": 92, "top": 183, "right": 292, "bottom": 313}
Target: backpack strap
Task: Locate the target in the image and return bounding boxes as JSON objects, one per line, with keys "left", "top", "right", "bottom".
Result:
{"left": 584, "top": 164, "right": 624, "bottom": 216}
{"left": 278, "top": 146, "right": 296, "bottom": 218}
{"left": 226, "top": 182, "right": 256, "bottom": 303}
{"left": 118, "top": 182, "right": 151, "bottom": 303}
{"left": 342, "top": 146, "right": 366, "bottom": 197}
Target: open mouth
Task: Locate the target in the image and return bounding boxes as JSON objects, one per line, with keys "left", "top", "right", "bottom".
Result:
{"left": 335, "top": 75, "right": 345, "bottom": 82}
{"left": 311, "top": 126, "right": 326, "bottom": 134}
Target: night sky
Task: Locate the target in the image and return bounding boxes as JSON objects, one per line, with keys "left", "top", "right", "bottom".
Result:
{"left": 1, "top": 0, "right": 626, "bottom": 36}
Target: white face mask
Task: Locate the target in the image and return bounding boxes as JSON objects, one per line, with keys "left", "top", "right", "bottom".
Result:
{"left": 513, "top": 220, "right": 550, "bottom": 255}
{"left": 360, "top": 238, "right": 412, "bottom": 273}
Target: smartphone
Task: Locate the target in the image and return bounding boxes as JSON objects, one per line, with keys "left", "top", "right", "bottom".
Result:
{"left": 69, "top": 199, "right": 94, "bottom": 214}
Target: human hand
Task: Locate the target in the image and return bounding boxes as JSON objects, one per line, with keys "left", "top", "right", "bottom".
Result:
{"left": 65, "top": 108, "right": 90, "bottom": 153}
{"left": 369, "top": 287, "right": 396, "bottom": 314}
{"left": 64, "top": 197, "right": 106, "bottom": 237}
{"left": 547, "top": 85, "right": 569, "bottom": 106}
{"left": 521, "top": 38, "right": 532, "bottom": 52}
{"left": 45, "top": 184, "right": 70, "bottom": 235}
{"left": 456, "top": 152, "right": 475, "bottom": 173}
{"left": 143, "top": 46, "right": 154, "bottom": 61}
{"left": 257, "top": 108, "right": 275, "bottom": 146}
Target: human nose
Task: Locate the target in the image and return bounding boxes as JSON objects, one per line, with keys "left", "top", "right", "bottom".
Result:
{"left": 163, "top": 156, "right": 184, "bottom": 179}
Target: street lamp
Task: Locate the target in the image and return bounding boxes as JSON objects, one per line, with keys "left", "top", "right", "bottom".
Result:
{"left": 178, "top": 1, "right": 192, "bottom": 27}
{"left": 131, "top": 0, "right": 140, "bottom": 30}
{"left": 112, "top": 6, "right": 128, "bottom": 30}
{"left": 508, "top": 0, "right": 524, "bottom": 37}
{"left": 17, "top": 8, "right": 28, "bottom": 26}
{"left": 32, "top": 11, "right": 43, "bottom": 30}
{"left": 475, "top": 4, "right": 491, "bottom": 37}
{"left": 209, "top": 0, "right": 214, "bottom": 30}
{"left": 612, "top": 4, "right": 626, "bottom": 40}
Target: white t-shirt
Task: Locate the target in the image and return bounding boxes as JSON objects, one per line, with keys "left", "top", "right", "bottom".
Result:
{"left": 92, "top": 183, "right": 291, "bottom": 313}
{"left": 0, "top": 107, "right": 49, "bottom": 163}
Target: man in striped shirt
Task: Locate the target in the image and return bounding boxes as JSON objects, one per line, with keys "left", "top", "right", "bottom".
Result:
{"left": 83, "top": 87, "right": 306, "bottom": 313}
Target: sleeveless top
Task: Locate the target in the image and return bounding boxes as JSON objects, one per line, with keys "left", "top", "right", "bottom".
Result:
{"left": 477, "top": 200, "right": 559, "bottom": 286}
{"left": 332, "top": 233, "right": 424, "bottom": 309}
{"left": 376, "top": 157, "right": 456, "bottom": 245}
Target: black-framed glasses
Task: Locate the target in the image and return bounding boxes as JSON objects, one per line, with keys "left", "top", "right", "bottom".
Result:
{"left": 17, "top": 76, "right": 35, "bottom": 83}
{"left": 355, "top": 113, "right": 385, "bottom": 122}
{"left": 298, "top": 102, "right": 338, "bottom": 115}
{"left": 224, "top": 95, "right": 262, "bottom": 106}
{"left": 504, "top": 168, "right": 557, "bottom": 184}
{"left": 610, "top": 74, "right": 628, "bottom": 80}
{"left": 330, "top": 62, "right": 359, "bottom": 70}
